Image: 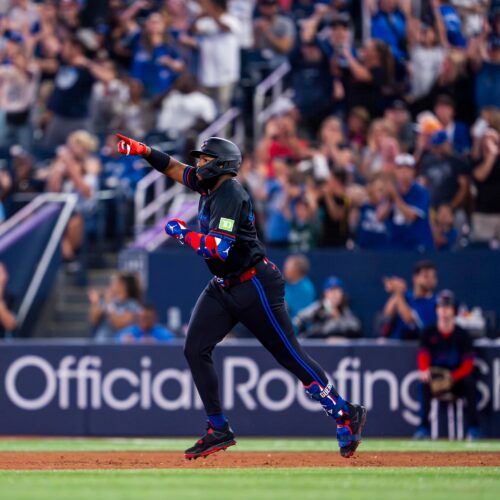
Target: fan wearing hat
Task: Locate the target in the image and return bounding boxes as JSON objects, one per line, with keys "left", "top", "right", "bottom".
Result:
{"left": 385, "top": 153, "right": 434, "bottom": 251}
{"left": 294, "top": 276, "right": 361, "bottom": 340}
{"left": 414, "top": 289, "right": 480, "bottom": 440}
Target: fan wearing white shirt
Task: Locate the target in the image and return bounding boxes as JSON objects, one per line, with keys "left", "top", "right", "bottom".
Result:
{"left": 183, "top": 0, "right": 241, "bottom": 113}
{"left": 156, "top": 73, "right": 218, "bottom": 136}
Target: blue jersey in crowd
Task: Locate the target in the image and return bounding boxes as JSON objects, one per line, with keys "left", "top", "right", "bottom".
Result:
{"left": 388, "top": 183, "right": 434, "bottom": 251}
{"left": 371, "top": 9, "right": 406, "bottom": 60}
{"left": 117, "top": 324, "right": 175, "bottom": 343}
{"left": 285, "top": 277, "right": 316, "bottom": 319}
{"left": 130, "top": 34, "right": 182, "bottom": 97}
{"left": 265, "top": 179, "right": 291, "bottom": 245}
{"left": 475, "top": 62, "right": 500, "bottom": 110}
{"left": 439, "top": 5, "right": 466, "bottom": 48}
{"left": 392, "top": 291, "right": 437, "bottom": 339}
{"left": 100, "top": 153, "right": 145, "bottom": 197}
{"left": 356, "top": 202, "right": 389, "bottom": 249}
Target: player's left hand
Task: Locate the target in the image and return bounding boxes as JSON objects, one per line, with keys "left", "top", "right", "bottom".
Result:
{"left": 165, "top": 219, "right": 188, "bottom": 244}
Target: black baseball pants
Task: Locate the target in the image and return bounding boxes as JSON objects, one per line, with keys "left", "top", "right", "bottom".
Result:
{"left": 184, "top": 259, "right": 329, "bottom": 415}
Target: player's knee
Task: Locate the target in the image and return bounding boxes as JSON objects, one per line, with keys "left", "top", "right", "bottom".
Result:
{"left": 183, "top": 337, "right": 201, "bottom": 363}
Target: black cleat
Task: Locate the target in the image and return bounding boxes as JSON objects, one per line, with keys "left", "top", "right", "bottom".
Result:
{"left": 337, "top": 403, "right": 367, "bottom": 458}
{"left": 184, "top": 422, "right": 237, "bottom": 460}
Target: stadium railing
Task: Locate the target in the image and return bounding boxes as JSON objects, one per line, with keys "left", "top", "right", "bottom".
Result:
{"left": 0, "top": 193, "right": 77, "bottom": 336}
{"left": 253, "top": 61, "right": 291, "bottom": 141}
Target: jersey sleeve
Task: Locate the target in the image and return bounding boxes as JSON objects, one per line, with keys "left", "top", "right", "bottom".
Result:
{"left": 182, "top": 166, "right": 204, "bottom": 193}
{"left": 408, "top": 186, "right": 429, "bottom": 219}
{"left": 208, "top": 185, "right": 242, "bottom": 242}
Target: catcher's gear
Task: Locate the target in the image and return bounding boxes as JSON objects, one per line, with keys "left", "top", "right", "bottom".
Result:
{"left": 184, "top": 421, "right": 236, "bottom": 460}
{"left": 116, "top": 133, "right": 148, "bottom": 156}
{"left": 191, "top": 137, "right": 242, "bottom": 182}
{"left": 429, "top": 366, "right": 454, "bottom": 396}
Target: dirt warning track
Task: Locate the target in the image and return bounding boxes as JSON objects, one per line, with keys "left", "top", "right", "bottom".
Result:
{"left": 0, "top": 451, "right": 499, "bottom": 469}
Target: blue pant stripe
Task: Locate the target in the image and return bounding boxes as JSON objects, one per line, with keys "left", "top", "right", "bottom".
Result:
{"left": 251, "top": 277, "right": 324, "bottom": 383}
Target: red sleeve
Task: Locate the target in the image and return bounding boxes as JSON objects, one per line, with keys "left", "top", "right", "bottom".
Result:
{"left": 417, "top": 349, "right": 431, "bottom": 371}
{"left": 452, "top": 356, "right": 474, "bottom": 381}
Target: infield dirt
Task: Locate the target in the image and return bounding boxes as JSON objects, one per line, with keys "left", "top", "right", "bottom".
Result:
{"left": 0, "top": 451, "right": 499, "bottom": 469}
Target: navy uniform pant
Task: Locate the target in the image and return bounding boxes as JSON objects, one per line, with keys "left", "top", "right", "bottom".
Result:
{"left": 184, "top": 259, "right": 329, "bottom": 415}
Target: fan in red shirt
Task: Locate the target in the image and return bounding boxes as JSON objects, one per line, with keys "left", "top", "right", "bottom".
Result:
{"left": 257, "top": 115, "right": 312, "bottom": 178}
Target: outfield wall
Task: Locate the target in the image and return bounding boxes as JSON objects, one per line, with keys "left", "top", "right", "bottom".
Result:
{"left": 1, "top": 341, "right": 499, "bottom": 437}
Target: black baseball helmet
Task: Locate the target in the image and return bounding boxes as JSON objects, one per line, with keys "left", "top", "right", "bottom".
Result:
{"left": 191, "top": 137, "right": 242, "bottom": 181}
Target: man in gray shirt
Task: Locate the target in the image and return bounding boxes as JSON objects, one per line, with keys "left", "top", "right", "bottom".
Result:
{"left": 253, "top": 0, "right": 296, "bottom": 69}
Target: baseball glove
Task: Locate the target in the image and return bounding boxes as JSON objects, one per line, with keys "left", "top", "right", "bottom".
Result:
{"left": 429, "top": 367, "right": 454, "bottom": 396}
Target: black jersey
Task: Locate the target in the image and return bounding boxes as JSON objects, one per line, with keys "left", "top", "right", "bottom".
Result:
{"left": 420, "top": 325, "right": 474, "bottom": 370}
{"left": 182, "top": 166, "right": 266, "bottom": 278}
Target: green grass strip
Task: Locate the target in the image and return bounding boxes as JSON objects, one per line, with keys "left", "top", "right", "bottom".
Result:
{"left": 0, "top": 438, "right": 499, "bottom": 453}
{"left": 0, "top": 467, "right": 498, "bottom": 500}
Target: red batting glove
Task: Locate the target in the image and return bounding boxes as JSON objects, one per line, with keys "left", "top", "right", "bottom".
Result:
{"left": 116, "top": 133, "right": 148, "bottom": 156}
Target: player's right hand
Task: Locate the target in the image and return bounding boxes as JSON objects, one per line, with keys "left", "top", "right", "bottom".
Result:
{"left": 116, "top": 133, "right": 148, "bottom": 156}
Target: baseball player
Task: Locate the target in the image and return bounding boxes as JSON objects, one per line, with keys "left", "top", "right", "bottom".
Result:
{"left": 116, "top": 133, "right": 367, "bottom": 459}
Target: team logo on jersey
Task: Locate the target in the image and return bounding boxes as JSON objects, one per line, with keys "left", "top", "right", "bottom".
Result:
{"left": 219, "top": 218, "right": 235, "bottom": 232}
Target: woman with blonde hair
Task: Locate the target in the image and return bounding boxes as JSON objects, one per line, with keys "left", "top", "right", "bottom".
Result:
{"left": 360, "top": 118, "right": 397, "bottom": 179}
{"left": 46, "top": 130, "right": 101, "bottom": 264}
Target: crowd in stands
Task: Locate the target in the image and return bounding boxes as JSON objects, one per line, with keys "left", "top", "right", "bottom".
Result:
{"left": 88, "top": 270, "right": 175, "bottom": 342}
{"left": 0, "top": 0, "right": 499, "bottom": 258}
{"left": 282, "top": 253, "right": 489, "bottom": 342}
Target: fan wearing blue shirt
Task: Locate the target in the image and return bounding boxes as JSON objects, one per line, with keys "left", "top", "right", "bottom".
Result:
{"left": 381, "top": 260, "right": 438, "bottom": 340}
{"left": 355, "top": 174, "right": 390, "bottom": 249}
{"left": 130, "top": 13, "right": 185, "bottom": 98}
{"left": 370, "top": 0, "right": 407, "bottom": 60}
{"left": 387, "top": 153, "right": 434, "bottom": 251}
{"left": 283, "top": 254, "right": 316, "bottom": 320}
{"left": 438, "top": 2, "right": 466, "bottom": 48}
{"left": 117, "top": 304, "right": 175, "bottom": 343}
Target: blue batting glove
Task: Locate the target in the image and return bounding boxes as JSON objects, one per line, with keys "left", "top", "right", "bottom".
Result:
{"left": 165, "top": 219, "right": 188, "bottom": 244}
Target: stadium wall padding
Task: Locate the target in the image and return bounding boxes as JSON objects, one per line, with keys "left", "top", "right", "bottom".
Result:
{"left": 0, "top": 341, "right": 499, "bottom": 437}
{"left": 0, "top": 206, "right": 62, "bottom": 336}
{"left": 120, "top": 249, "right": 500, "bottom": 336}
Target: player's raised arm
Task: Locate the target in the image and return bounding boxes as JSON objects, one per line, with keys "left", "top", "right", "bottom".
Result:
{"left": 116, "top": 133, "right": 188, "bottom": 185}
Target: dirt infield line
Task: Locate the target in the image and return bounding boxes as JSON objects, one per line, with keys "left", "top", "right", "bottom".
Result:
{"left": 0, "top": 451, "right": 499, "bottom": 469}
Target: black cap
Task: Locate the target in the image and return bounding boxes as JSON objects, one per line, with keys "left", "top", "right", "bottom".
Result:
{"left": 437, "top": 289, "right": 456, "bottom": 307}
